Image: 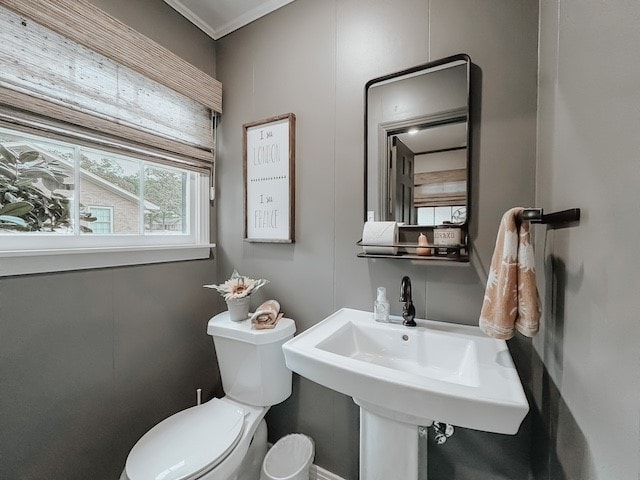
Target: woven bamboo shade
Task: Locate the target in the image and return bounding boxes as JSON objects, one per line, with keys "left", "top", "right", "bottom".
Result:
{"left": 0, "top": 3, "right": 217, "bottom": 166}
{"left": 413, "top": 169, "right": 467, "bottom": 207}
{"left": 0, "top": 89, "right": 214, "bottom": 165}
{"left": 0, "top": 0, "right": 222, "bottom": 113}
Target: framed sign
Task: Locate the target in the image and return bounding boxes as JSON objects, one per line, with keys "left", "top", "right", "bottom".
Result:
{"left": 243, "top": 113, "right": 296, "bottom": 243}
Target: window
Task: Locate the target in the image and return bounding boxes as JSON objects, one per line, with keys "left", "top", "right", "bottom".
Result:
{"left": 0, "top": 1, "right": 219, "bottom": 275}
{"left": 0, "top": 126, "right": 211, "bottom": 275}
{"left": 0, "top": 126, "right": 207, "bottom": 247}
{"left": 416, "top": 206, "right": 467, "bottom": 226}
{"left": 88, "top": 207, "right": 114, "bottom": 234}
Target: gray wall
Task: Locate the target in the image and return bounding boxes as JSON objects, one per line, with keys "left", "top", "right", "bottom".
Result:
{"left": 216, "top": 1, "right": 538, "bottom": 478}
{"left": 89, "top": 0, "right": 216, "bottom": 77}
{"left": 8, "top": 1, "right": 635, "bottom": 479}
{"left": 0, "top": 2, "right": 221, "bottom": 479}
{"left": 533, "top": 1, "right": 640, "bottom": 479}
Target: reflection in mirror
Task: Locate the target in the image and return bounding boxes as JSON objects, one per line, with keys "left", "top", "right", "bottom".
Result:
{"left": 365, "top": 55, "right": 470, "bottom": 227}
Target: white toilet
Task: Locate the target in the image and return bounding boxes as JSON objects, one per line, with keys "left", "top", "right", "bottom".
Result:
{"left": 121, "top": 311, "right": 296, "bottom": 480}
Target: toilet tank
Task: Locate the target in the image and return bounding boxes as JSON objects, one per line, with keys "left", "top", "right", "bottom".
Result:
{"left": 207, "top": 311, "right": 296, "bottom": 406}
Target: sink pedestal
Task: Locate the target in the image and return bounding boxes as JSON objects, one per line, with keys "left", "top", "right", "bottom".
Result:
{"left": 356, "top": 399, "right": 432, "bottom": 480}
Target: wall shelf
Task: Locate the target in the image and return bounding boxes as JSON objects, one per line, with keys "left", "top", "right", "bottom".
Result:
{"left": 357, "top": 224, "right": 469, "bottom": 263}
{"left": 357, "top": 251, "right": 470, "bottom": 264}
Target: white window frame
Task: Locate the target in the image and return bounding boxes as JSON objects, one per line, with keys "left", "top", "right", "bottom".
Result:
{"left": 0, "top": 128, "right": 213, "bottom": 277}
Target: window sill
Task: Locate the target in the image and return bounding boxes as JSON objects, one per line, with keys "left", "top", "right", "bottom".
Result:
{"left": 0, "top": 244, "right": 216, "bottom": 277}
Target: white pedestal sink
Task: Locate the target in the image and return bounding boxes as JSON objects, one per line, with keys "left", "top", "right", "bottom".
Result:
{"left": 282, "top": 308, "right": 529, "bottom": 480}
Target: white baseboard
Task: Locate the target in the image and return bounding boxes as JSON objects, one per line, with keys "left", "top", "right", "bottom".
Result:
{"left": 309, "top": 464, "right": 347, "bottom": 480}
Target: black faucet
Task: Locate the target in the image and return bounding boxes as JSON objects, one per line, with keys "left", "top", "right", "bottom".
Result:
{"left": 400, "top": 276, "right": 417, "bottom": 327}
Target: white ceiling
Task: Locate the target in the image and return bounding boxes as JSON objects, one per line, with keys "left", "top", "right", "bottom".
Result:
{"left": 396, "top": 122, "right": 467, "bottom": 155}
{"left": 164, "top": 0, "right": 296, "bottom": 40}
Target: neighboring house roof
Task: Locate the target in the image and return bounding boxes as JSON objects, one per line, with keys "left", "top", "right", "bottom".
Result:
{"left": 5, "top": 142, "right": 161, "bottom": 211}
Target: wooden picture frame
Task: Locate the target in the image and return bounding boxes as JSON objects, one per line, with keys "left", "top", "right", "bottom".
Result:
{"left": 243, "top": 113, "right": 296, "bottom": 243}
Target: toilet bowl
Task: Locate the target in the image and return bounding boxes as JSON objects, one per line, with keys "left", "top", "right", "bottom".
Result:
{"left": 122, "top": 312, "right": 296, "bottom": 480}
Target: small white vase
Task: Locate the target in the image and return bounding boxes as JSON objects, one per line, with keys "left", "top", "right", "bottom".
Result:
{"left": 226, "top": 296, "right": 251, "bottom": 321}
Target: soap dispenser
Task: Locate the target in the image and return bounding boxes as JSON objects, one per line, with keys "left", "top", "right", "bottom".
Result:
{"left": 374, "top": 287, "right": 390, "bottom": 322}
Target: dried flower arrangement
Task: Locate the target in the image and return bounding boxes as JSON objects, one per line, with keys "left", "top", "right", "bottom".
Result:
{"left": 204, "top": 269, "right": 269, "bottom": 300}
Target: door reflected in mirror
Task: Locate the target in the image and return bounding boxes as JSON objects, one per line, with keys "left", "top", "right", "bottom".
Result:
{"left": 366, "top": 55, "right": 471, "bottom": 227}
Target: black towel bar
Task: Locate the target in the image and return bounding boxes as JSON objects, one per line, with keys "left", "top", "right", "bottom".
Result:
{"left": 520, "top": 208, "right": 581, "bottom": 228}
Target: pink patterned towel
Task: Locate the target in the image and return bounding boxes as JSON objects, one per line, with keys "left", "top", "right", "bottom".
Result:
{"left": 479, "top": 207, "right": 541, "bottom": 339}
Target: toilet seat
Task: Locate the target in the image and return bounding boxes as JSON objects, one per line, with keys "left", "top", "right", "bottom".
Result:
{"left": 125, "top": 398, "right": 246, "bottom": 480}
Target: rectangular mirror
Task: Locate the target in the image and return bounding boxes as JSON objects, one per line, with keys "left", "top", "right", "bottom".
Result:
{"left": 365, "top": 54, "right": 471, "bottom": 228}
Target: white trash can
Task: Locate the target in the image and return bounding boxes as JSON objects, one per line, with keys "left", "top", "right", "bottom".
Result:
{"left": 261, "top": 434, "right": 315, "bottom": 480}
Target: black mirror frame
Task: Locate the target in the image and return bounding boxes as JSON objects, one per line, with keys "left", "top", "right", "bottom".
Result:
{"left": 363, "top": 53, "right": 472, "bottom": 228}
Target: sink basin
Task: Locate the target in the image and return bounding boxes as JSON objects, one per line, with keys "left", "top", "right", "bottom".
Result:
{"left": 283, "top": 308, "right": 528, "bottom": 435}
{"left": 316, "top": 318, "right": 480, "bottom": 388}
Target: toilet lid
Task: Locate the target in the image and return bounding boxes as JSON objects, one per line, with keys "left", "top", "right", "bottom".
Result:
{"left": 126, "top": 398, "right": 245, "bottom": 480}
